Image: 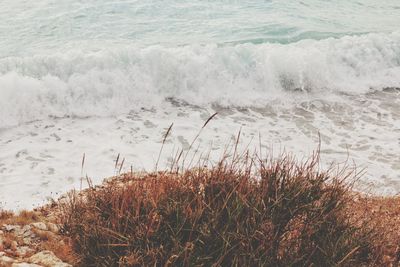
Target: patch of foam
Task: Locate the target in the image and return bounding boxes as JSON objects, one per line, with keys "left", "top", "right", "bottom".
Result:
{"left": 0, "top": 90, "right": 399, "bottom": 210}
{"left": 1, "top": 32, "right": 400, "bottom": 128}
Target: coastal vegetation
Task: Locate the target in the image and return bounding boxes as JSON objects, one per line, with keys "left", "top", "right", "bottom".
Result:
{"left": 1, "top": 149, "right": 400, "bottom": 266}
{"left": 57, "top": 149, "right": 397, "bottom": 266}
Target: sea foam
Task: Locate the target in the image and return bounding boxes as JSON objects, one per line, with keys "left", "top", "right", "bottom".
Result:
{"left": 0, "top": 31, "right": 399, "bottom": 128}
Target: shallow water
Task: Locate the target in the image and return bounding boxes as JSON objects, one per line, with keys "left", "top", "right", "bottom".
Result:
{"left": 1, "top": 89, "right": 399, "bottom": 209}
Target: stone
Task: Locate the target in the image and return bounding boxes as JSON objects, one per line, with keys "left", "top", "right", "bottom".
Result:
{"left": 0, "top": 255, "right": 15, "bottom": 266}
{"left": 22, "top": 238, "right": 31, "bottom": 246}
{"left": 12, "top": 264, "right": 42, "bottom": 267}
{"left": 2, "top": 225, "right": 20, "bottom": 233}
{"left": 46, "top": 224, "right": 58, "bottom": 234}
{"left": 29, "top": 251, "right": 71, "bottom": 267}
{"left": 33, "top": 229, "right": 55, "bottom": 242}
{"left": 10, "top": 241, "right": 17, "bottom": 252}
{"left": 0, "top": 231, "right": 4, "bottom": 235}
{"left": 15, "top": 246, "right": 34, "bottom": 257}
{"left": 21, "top": 226, "right": 32, "bottom": 238}
{"left": 30, "top": 223, "right": 47, "bottom": 232}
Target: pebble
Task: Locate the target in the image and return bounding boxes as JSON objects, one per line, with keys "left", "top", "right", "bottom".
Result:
{"left": 29, "top": 251, "right": 72, "bottom": 267}
{"left": 21, "top": 226, "right": 32, "bottom": 238}
{"left": 11, "top": 263, "right": 43, "bottom": 267}
{"left": 0, "top": 255, "right": 15, "bottom": 265}
{"left": 10, "top": 241, "right": 18, "bottom": 252}
{"left": 22, "top": 237, "right": 32, "bottom": 246}
{"left": 16, "top": 246, "right": 34, "bottom": 257}
{"left": 1, "top": 217, "right": 71, "bottom": 267}
{"left": 46, "top": 223, "right": 59, "bottom": 234}
{"left": 30, "top": 223, "right": 47, "bottom": 232}
{"left": 3, "top": 225, "right": 20, "bottom": 233}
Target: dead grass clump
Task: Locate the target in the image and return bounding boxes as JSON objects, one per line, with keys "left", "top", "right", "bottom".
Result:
{"left": 347, "top": 195, "right": 400, "bottom": 265}
{"left": 0, "top": 209, "right": 41, "bottom": 226}
{"left": 40, "top": 237, "right": 79, "bottom": 264}
{"left": 60, "top": 152, "right": 375, "bottom": 266}
{"left": 32, "top": 228, "right": 55, "bottom": 242}
{"left": 0, "top": 210, "right": 14, "bottom": 222}
{"left": 14, "top": 210, "right": 41, "bottom": 225}
{"left": 1, "top": 232, "right": 16, "bottom": 250}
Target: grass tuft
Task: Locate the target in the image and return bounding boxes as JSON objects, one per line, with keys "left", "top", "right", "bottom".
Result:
{"left": 60, "top": 151, "right": 376, "bottom": 266}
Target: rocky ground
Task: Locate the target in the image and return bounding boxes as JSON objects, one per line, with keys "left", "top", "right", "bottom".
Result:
{"left": 0, "top": 206, "right": 75, "bottom": 267}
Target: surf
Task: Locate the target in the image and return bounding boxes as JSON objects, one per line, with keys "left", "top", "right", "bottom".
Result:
{"left": 1, "top": 31, "right": 400, "bottom": 128}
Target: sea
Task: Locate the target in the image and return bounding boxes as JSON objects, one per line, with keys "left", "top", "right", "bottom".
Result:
{"left": 0, "top": 0, "right": 399, "bottom": 210}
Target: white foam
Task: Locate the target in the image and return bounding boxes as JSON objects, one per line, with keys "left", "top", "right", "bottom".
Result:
{"left": 1, "top": 90, "right": 399, "bottom": 210}
{"left": 1, "top": 32, "right": 400, "bottom": 128}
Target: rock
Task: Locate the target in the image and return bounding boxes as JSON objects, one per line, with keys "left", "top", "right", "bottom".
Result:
{"left": 15, "top": 246, "right": 34, "bottom": 257}
{"left": 30, "top": 223, "right": 47, "bottom": 232}
{"left": 29, "top": 251, "right": 71, "bottom": 267}
{"left": 10, "top": 241, "right": 18, "bottom": 252}
{"left": 32, "top": 230, "right": 54, "bottom": 242}
{"left": 12, "top": 264, "right": 42, "bottom": 267}
{"left": 45, "top": 215, "right": 57, "bottom": 222}
{"left": 21, "top": 226, "right": 32, "bottom": 238}
{"left": 22, "top": 238, "right": 31, "bottom": 246}
{"left": 0, "top": 255, "right": 15, "bottom": 266}
{"left": 2, "top": 225, "right": 20, "bottom": 233}
{"left": 20, "top": 226, "right": 34, "bottom": 246}
{"left": 46, "top": 224, "right": 58, "bottom": 234}
{"left": 0, "top": 230, "right": 4, "bottom": 235}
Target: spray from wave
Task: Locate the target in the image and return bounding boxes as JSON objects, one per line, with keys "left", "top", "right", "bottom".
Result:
{"left": 0, "top": 31, "right": 399, "bottom": 127}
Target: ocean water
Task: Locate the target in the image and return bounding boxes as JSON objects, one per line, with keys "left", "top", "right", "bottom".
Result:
{"left": 0, "top": 0, "right": 399, "bottom": 209}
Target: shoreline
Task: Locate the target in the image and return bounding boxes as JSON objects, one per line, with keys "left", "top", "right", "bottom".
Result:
{"left": 2, "top": 91, "right": 400, "bottom": 211}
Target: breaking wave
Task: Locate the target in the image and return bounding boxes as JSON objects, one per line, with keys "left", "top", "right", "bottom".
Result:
{"left": 0, "top": 31, "right": 399, "bottom": 127}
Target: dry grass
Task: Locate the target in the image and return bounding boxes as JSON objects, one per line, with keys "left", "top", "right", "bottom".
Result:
{"left": 2, "top": 154, "right": 399, "bottom": 266}
{"left": 40, "top": 236, "right": 78, "bottom": 264}
{"left": 0, "top": 210, "right": 15, "bottom": 223}
{"left": 60, "top": 151, "right": 378, "bottom": 267}
{"left": 347, "top": 195, "right": 400, "bottom": 265}
{"left": 1, "top": 232, "right": 16, "bottom": 250}
{"left": 14, "top": 210, "right": 41, "bottom": 225}
{"left": 0, "top": 210, "right": 41, "bottom": 226}
{"left": 2, "top": 114, "right": 398, "bottom": 266}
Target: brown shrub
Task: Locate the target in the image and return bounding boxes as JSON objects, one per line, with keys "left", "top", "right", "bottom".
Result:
{"left": 347, "top": 195, "right": 400, "bottom": 265}
{"left": 0, "top": 209, "right": 41, "bottom": 226}
{"left": 15, "top": 210, "right": 41, "bottom": 225}
{"left": 60, "top": 152, "right": 375, "bottom": 267}
{"left": 40, "top": 237, "right": 79, "bottom": 264}
{"left": 0, "top": 210, "right": 14, "bottom": 222}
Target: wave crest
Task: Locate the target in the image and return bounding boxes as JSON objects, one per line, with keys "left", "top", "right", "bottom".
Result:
{"left": 1, "top": 32, "right": 400, "bottom": 127}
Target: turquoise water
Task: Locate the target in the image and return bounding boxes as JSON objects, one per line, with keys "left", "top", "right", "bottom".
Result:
{"left": 1, "top": 1, "right": 400, "bottom": 127}
{"left": 0, "top": 0, "right": 400, "bottom": 127}
{"left": 1, "top": 0, "right": 400, "bottom": 55}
